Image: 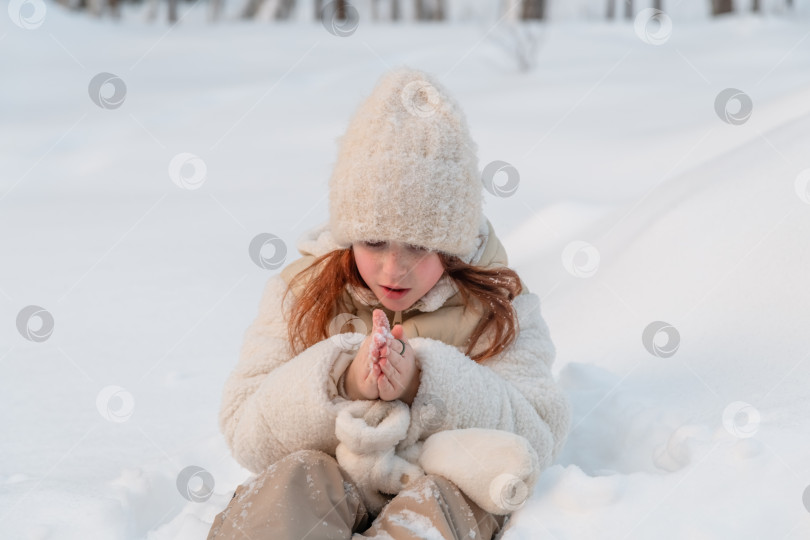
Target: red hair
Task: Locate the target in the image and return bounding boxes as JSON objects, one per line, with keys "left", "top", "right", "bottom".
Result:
{"left": 283, "top": 248, "right": 523, "bottom": 363}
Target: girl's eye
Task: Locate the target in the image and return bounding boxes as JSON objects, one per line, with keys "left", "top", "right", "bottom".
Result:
{"left": 363, "top": 241, "right": 426, "bottom": 252}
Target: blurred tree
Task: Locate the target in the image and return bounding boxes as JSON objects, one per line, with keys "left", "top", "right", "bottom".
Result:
{"left": 244, "top": 0, "right": 296, "bottom": 19}
{"left": 242, "top": 0, "right": 263, "bottom": 18}
{"left": 57, "top": 0, "right": 122, "bottom": 18}
{"left": 145, "top": 0, "right": 180, "bottom": 23}
{"left": 49, "top": 0, "right": 806, "bottom": 23}
{"left": 712, "top": 0, "right": 733, "bottom": 15}
{"left": 370, "top": 0, "right": 401, "bottom": 21}
{"left": 316, "top": 0, "right": 345, "bottom": 21}
{"left": 606, "top": 0, "right": 632, "bottom": 20}
{"left": 210, "top": 0, "right": 225, "bottom": 20}
{"left": 522, "top": 0, "right": 545, "bottom": 20}
{"left": 415, "top": 0, "right": 445, "bottom": 20}
{"left": 490, "top": 20, "right": 544, "bottom": 71}
{"left": 276, "top": 0, "right": 296, "bottom": 18}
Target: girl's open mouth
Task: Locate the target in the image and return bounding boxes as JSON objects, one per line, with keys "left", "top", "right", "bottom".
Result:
{"left": 382, "top": 286, "right": 410, "bottom": 298}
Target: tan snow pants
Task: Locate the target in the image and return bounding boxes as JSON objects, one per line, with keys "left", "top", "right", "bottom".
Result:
{"left": 206, "top": 449, "right": 508, "bottom": 539}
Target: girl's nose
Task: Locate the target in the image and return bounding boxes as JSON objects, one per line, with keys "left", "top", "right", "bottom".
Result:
{"left": 382, "top": 248, "right": 410, "bottom": 276}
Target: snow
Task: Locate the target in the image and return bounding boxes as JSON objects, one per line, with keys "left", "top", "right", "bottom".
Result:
{"left": 2, "top": 2, "right": 810, "bottom": 539}
{"left": 385, "top": 508, "right": 446, "bottom": 539}
{"left": 371, "top": 309, "right": 394, "bottom": 369}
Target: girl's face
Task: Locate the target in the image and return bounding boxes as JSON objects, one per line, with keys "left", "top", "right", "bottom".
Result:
{"left": 353, "top": 240, "right": 445, "bottom": 312}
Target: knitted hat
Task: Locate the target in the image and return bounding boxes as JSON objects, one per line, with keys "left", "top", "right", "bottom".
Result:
{"left": 328, "top": 66, "right": 484, "bottom": 261}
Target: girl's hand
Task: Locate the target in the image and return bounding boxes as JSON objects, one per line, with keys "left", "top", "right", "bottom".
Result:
{"left": 344, "top": 335, "right": 381, "bottom": 400}
{"left": 344, "top": 310, "right": 420, "bottom": 404}
{"left": 377, "top": 324, "right": 420, "bottom": 405}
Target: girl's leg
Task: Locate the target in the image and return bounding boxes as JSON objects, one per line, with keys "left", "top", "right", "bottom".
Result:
{"left": 207, "top": 449, "right": 371, "bottom": 540}
{"left": 355, "top": 474, "right": 508, "bottom": 540}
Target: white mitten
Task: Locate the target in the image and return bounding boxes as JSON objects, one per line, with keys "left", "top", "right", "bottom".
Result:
{"left": 335, "top": 400, "right": 425, "bottom": 513}
{"left": 418, "top": 428, "right": 540, "bottom": 515}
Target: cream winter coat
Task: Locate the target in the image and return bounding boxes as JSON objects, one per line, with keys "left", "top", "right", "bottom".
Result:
{"left": 218, "top": 216, "right": 571, "bottom": 515}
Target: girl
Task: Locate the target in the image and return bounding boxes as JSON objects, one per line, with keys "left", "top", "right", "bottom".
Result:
{"left": 207, "top": 66, "right": 571, "bottom": 539}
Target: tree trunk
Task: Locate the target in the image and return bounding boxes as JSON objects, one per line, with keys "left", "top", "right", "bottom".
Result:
{"left": 415, "top": 0, "right": 442, "bottom": 20}
{"left": 277, "top": 0, "right": 296, "bottom": 19}
{"left": 606, "top": 0, "right": 615, "bottom": 20}
{"left": 242, "top": 0, "right": 264, "bottom": 18}
{"left": 168, "top": 0, "right": 178, "bottom": 23}
{"left": 713, "top": 0, "right": 733, "bottom": 15}
{"left": 522, "top": 0, "right": 545, "bottom": 20}
{"left": 209, "top": 0, "right": 225, "bottom": 21}
{"left": 624, "top": 0, "right": 633, "bottom": 19}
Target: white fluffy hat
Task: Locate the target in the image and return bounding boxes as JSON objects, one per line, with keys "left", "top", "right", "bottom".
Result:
{"left": 328, "top": 66, "right": 484, "bottom": 261}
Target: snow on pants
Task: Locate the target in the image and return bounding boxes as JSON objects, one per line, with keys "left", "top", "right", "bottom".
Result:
{"left": 206, "top": 449, "right": 508, "bottom": 540}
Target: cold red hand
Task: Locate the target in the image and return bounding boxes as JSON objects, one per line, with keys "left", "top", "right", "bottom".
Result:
{"left": 346, "top": 309, "right": 420, "bottom": 404}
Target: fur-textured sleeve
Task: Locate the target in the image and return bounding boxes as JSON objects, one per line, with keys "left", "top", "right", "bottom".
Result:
{"left": 218, "top": 274, "right": 362, "bottom": 474}
{"left": 399, "top": 291, "right": 571, "bottom": 469}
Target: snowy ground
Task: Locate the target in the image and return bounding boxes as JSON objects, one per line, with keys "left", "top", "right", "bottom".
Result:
{"left": 2, "top": 2, "right": 810, "bottom": 539}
